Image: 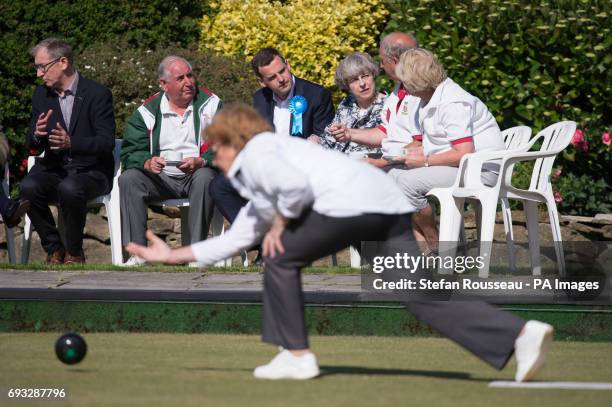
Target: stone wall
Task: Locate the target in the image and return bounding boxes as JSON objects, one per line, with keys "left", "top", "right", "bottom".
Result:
{"left": 0, "top": 208, "right": 610, "bottom": 265}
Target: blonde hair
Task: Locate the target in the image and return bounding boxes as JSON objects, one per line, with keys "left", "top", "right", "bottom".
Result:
{"left": 395, "top": 48, "right": 447, "bottom": 93}
{"left": 204, "top": 103, "right": 273, "bottom": 151}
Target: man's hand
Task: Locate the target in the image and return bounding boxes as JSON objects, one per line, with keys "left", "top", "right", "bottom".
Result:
{"left": 329, "top": 123, "right": 352, "bottom": 142}
{"left": 144, "top": 156, "right": 166, "bottom": 174}
{"left": 48, "top": 123, "right": 71, "bottom": 150}
{"left": 262, "top": 214, "right": 288, "bottom": 258}
{"left": 177, "top": 157, "right": 203, "bottom": 174}
{"left": 35, "top": 109, "right": 53, "bottom": 138}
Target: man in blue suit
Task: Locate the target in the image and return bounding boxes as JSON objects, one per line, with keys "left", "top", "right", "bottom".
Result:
{"left": 20, "top": 38, "right": 115, "bottom": 264}
{"left": 210, "top": 48, "right": 334, "bottom": 258}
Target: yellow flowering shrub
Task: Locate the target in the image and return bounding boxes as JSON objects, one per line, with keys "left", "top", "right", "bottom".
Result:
{"left": 200, "top": 0, "right": 388, "bottom": 90}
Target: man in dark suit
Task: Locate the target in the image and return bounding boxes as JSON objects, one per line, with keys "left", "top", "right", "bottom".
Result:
{"left": 210, "top": 48, "right": 334, "bottom": 252}
{"left": 251, "top": 48, "right": 334, "bottom": 138}
{"left": 20, "top": 38, "right": 115, "bottom": 264}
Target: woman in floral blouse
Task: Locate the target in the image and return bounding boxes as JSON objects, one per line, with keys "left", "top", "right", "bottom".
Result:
{"left": 310, "top": 52, "right": 386, "bottom": 155}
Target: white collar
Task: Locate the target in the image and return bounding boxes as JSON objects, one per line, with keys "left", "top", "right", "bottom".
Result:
{"left": 160, "top": 93, "right": 194, "bottom": 115}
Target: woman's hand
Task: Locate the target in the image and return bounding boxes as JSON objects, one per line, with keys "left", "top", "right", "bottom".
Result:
{"left": 307, "top": 134, "right": 321, "bottom": 144}
{"left": 404, "top": 151, "right": 427, "bottom": 168}
{"left": 126, "top": 230, "right": 172, "bottom": 263}
{"left": 329, "top": 123, "right": 352, "bottom": 142}
{"left": 262, "top": 214, "right": 288, "bottom": 258}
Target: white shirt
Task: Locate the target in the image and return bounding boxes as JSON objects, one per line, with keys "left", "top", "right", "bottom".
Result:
{"left": 191, "top": 133, "right": 414, "bottom": 265}
{"left": 419, "top": 78, "right": 504, "bottom": 166}
{"left": 159, "top": 95, "right": 200, "bottom": 176}
{"left": 379, "top": 83, "right": 421, "bottom": 154}
{"left": 272, "top": 76, "right": 296, "bottom": 137}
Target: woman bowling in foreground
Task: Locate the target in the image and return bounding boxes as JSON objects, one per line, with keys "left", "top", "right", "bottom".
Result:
{"left": 127, "top": 103, "right": 553, "bottom": 381}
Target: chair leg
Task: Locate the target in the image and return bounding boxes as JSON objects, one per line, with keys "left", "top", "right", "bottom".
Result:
{"left": 20, "top": 214, "right": 32, "bottom": 264}
{"left": 474, "top": 203, "right": 482, "bottom": 242}
{"left": 5, "top": 225, "right": 16, "bottom": 265}
{"left": 501, "top": 197, "right": 516, "bottom": 273}
{"left": 524, "top": 201, "right": 541, "bottom": 276}
{"left": 438, "top": 196, "right": 464, "bottom": 275}
{"left": 477, "top": 197, "right": 498, "bottom": 278}
{"left": 211, "top": 209, "right": 232, "bottom": 267}
{"left": 105, "top": 198, "right": 123, "bottom": 265}
{"left": 210, "top": 208, "right": 224, "bottom": 237}
{"left": 180, "top": 206, "right": 190, "bottom": 246}
{"left": 546, "top": 197, "right": 565, "bottom": 277}
{"left": 349, "top": 245, "right": 361, "bottom": 268}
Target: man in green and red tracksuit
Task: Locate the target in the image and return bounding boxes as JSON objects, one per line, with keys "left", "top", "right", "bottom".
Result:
{"left": 119, "top": 55, "right": 221, "bottom": 266}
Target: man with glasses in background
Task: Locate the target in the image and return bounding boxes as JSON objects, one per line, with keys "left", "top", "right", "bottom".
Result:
{"left": 20, "top": 37, "right": 115, "bottom": 264}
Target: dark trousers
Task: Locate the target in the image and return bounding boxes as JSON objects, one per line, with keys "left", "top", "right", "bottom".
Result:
{"left": 0, "top": 174, "right": 11, "bottom": 217}
{"left": 262, "top": 210, "right": 525, "bottom": 370}
{"left": 19, "top": 165, "right": 110, "bottom": 255}
{"left": 209, "top": 175, "right": 247, "bottom": 223}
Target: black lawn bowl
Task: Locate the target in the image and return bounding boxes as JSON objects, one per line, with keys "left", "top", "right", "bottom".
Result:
{"left": 55, "top": 332, "right": 87, "bottom": 365}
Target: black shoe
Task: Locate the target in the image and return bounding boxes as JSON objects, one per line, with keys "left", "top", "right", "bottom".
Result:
{"left": 253, "top": 251, "right": 264, "bottom": 267}
{"left": 3, "top": 199, "right": 30, "bottom": 228}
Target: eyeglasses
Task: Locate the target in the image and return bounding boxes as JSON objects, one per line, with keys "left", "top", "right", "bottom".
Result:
{"left": 34, "top": 58, "right": 61, "bottom": 73}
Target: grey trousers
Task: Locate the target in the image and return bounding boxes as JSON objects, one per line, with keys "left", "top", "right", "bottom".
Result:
{"left": 119, "top": 167, "right": 217, "bottom": 247}
{"left": 388, "top": 166, "right": 498, "bottom": 210}
{"left": 262, "top": 209, "right": 525, "bottom": 370}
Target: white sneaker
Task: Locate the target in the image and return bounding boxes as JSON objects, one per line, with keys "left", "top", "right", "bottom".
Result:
{"left": 121, "top": 255, "right": 147, "bottom": 267}
{"left": 253, "top": 350, "right": 320, "bottom": 380}
{"left": 514, "top": 320, "right": 554, "bottom": 382}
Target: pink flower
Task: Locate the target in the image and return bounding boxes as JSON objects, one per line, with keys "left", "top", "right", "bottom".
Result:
{"left": 571, "top": 129, "right": 584, "bottom": 145}
{"left": 554, "top": 191, "right": 563, "bottom": 203}
{"left": 602, "top": 131, "right": 611, "bottom": 146}
{"left": 552, "top": 168, "right": 562, "bottom": 179}
{"left": 572, "top": 129, "right": 588, "bottom": 152}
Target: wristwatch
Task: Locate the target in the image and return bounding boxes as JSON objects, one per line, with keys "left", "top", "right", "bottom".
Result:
{"left": 424, "top": 155, "right": 430, "bottom": 167}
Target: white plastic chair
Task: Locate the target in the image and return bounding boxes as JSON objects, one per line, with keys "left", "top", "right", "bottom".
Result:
{"left": 21, "top": 140, "right": 123, "bottom": 265}
{"left": 147, "top": 200, "right": 246, "bottom": 267}
{"left": 330, "top": 246, "right": 362, "bottom": 268}
{"left": 1, "top": 163, "right": 17, "bottom": 264}
{"left": 453, "top": 121, "right": 576, "bottom": 277}
{"left": 427, "top": 126, "right": 532, "bottom": 273}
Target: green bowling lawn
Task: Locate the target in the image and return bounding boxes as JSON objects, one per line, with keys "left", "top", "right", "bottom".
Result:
{"left": 1, "top": 333, "right": 611, "bottom": 407}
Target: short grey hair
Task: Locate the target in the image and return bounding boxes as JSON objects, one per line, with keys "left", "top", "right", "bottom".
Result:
{"left": 380, "top": 32, "right": 419, "bottom": 60}
{"left": 334, "top": 52, "right": 379, "bottom": 92}
{"left": 30, "top": 37, "right": 73, "bottom": 66}
{"left": 158, "top": 55, "right": 193, "bottom": 80}
{"left": 396, "top": 48, "right": 447, "bottom": 93}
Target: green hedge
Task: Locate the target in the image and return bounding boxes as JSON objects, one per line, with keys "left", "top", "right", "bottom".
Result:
{"left": 78, "top": 42, "right": 258, "bottom": 138}
{"left": 384, "top": 0, "right": 611, "bottom": 215}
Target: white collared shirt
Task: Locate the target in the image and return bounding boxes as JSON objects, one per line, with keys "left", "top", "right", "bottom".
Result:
{"left": 379, "top": 83, "right": 421, "bottom": 154}
{"left": 272, "top": 76, "right": 296, "bottom": 137}
{"left": 190, "top": 132, "right": 414, "bottom": 265}
{"left": 419, "top": 78, "right": 504, "bottom": 161}
{"left": 159, "top": 95, "right": 199, "bottom": 176}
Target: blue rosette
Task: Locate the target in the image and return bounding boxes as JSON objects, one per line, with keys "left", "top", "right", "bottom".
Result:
{"left": 289, "top": 95, "right": 308, "bottom": 137}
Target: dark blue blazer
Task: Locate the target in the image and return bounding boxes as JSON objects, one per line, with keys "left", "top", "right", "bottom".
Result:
{"left": 253, "top": 77, "right": 334, "bottom": 138}
{"left": 27, "top": 75, "right": 116, "bottom": 181}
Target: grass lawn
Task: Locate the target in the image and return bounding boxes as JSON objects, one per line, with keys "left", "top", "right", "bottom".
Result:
{"left": 1, "top": 333, "right": 611, "bottom": 407}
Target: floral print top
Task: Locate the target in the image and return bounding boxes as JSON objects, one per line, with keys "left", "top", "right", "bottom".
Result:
{"left": 319, "top": 92, "right": 386, "bottom": 154}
